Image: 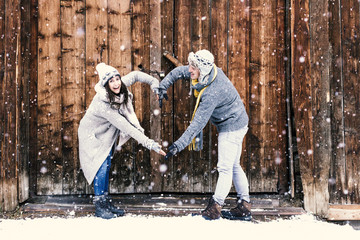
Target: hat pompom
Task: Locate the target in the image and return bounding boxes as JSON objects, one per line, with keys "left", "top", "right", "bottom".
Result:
{"left": 96, "top": 63, "right": 120, "bottom": 86}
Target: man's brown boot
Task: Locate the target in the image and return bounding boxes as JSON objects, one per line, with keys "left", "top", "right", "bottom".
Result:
{"left": 222, "top": 199, "right": 252, "bottom": 221}
{"left": 201, "top": 197, "right": 222, "bottom": 220}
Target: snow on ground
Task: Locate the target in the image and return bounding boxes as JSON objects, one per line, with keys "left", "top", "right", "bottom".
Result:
{"left": 0, "top": 213, "right": 359, "bottom": 240}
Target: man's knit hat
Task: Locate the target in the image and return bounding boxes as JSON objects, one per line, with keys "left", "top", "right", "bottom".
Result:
{"left": 96, "top": 62, "right": 120, "bottom": 86}
{"left": 188, "top": 49, "right": 215, "bottom": 84}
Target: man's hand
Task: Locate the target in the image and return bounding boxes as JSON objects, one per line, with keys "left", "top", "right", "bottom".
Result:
{"left": 157, "top": 87, "right": 168, "bottom": 108}
{"left": 165, "top": 144, "right": 179, "bottom": 160}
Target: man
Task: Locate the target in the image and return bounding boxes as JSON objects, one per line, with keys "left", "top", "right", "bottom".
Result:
{"left": 157, "top": 50, "right": 251, "bottom": 220}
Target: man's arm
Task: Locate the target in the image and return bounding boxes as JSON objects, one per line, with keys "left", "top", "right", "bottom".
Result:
{"left": 159, "top": 65, "right": 190, "bottom": 89}
{"left": 157, "top": 65, "right": 190, "bottom": 107}
{"left": 174, "top": 90, "right": 217, "bottom": 151}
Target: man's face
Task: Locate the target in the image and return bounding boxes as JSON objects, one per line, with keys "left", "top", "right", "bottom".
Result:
{"left": 189, "top": 65, "right": 200, "bottom": 80}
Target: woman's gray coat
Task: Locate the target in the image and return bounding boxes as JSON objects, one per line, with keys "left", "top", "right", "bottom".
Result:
{"left": 78, "top": 71, "right": 159, "bottom": 184}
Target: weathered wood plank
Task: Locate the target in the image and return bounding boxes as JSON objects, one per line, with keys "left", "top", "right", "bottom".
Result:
{"left": 131, "top": 0, "right": 152, "bottom": 193}
{"left": 228, "top": 0, "right": 250, "bottom": 194}
{"left": 1, "top": 0, "right": 21, "bottom": 210}
{"left": 291, "top": 0, "right": 315, "bottom": 211}
{"left": 37, "top": 0, "right": 63, "bottom": 195}
{"left": 309, "top": 0, "right": 331, "bottom": 216}
{"left": 328, "top": 205, "right": 360, "bottom": 220}
{"left": 85, "top": 0, "right": 108, "bottom": 104}
{"left": 190, "top": 0, "right": 211, "bottom": 193}
{"left": 108, "top": 0, "right": 131, "bottom": 75}
{"left": 173, "top": 0, "right": 192, "bottom": 192}
{"left": 211, "top": 0, "right": 228, "bottom": 72}
{"left": 160, "top": 0, "right": 175, "bottom": 192}
{"left": 60, "top": 0, "right": 86, "bottom": 194}
{"left": 28, "top": 0, "right": 39, "bottom": 196}
{"left": 0, "top": 0, "right": 6, "bottom": 211}
{"left": 20, "top": 194, "right": 305, "bottom": 218}
{"left": 248, "top": 0, "right": 279, "bottom": 192}
{"left": 341, "top": 0, "right": 360, "bottom": 204}
{"left": 18, "top": 0, "right": 32, "bottom": 203}
{"left": 329, "top": 0, "right": 346, "bottom": 205}
{"left": 149, "top": 0, "right": 163, "bottom": 192}
{"left": 275, "top": 0, "right": 288, "bottom": 195}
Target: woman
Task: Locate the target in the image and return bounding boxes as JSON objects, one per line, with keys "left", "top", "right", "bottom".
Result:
{"left": 78, "top": 63, "right": 165, "bottom": 219}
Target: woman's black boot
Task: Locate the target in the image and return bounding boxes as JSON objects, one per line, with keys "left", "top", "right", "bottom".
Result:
{"left": 94, "top": 195, "right": 117, "bottom": 219}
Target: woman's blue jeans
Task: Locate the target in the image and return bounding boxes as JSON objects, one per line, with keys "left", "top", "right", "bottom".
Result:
{"left": 94, "top": 149, "right": 112, "bottom": 196}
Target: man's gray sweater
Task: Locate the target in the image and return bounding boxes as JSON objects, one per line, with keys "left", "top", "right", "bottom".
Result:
{"left": 159, "top": 65, "right": 249, "bottom": 152}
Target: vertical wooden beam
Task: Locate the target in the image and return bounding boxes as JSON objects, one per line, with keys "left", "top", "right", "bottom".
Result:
{"left": 85, "top": 0, "right": 108, "bottom": 104}
{"left": 149, "top": 0, "right": 162, "bottom": 192}
{"left": 248, "top": 0, "right": 279, "bottom": 192}
{"left": 275, "top": 0, "right": 289, "bottom": 194}
{"left": 160, "top": 0, "right": 175, "bottom": 192}
{"left": 131, "top": 0, "right": 152, "bottom": 193}
{"left": 1, "top": 0, "right": 21, "bottom": 210}
{"left": 17, "top": 0, "right": 32, "bottom": 203}
{"left": 37, "top": 0, "right": 63, "bottom": 195}
{"left": 60, "top": 0, "right": 86, "bottom": 194}
{"left": 0, "top": 0, "right": 6, "bottom": 211}
{"left": 28, "top": 0, "right": 38, "bottom": 196}
{"left": 329, "top": 0, "right": 346, "bottom": 205}
{"left": 108, "top": 0, "right": 131, "bottom": 76}
{"left": 341, "top": 0, "right": 360, "bottom": 204}
{"left": 310, "top": 0, "right": 331, "bottom": 216}
{"left": 173, "top": 0, "right": 192, "bottom": 192}
{"left": 291, "top": 0, "right": 314, "bottom": 212}
{"left": 211, "top": 0, "right": 228, "bottom": 72}
{"left": 228, "top": 0, "right": 250, "bottom": 193}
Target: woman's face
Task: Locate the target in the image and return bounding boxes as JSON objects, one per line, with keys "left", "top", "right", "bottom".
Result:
{"left": 108, "top": 75, "right": 121, "bottom": 94}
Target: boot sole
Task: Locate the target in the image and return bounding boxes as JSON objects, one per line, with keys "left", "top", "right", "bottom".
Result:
{"left": 191, "top": 212, "right": 221, "bottom": 220}
{"left": 95, "top": 213, "right": 117, "bottom": 219}
{"left": 221, "top": 210, "right": 252, "bottom": 221}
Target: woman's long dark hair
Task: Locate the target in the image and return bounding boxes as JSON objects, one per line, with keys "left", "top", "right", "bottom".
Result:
{"left": 105, "top": 75, "right": 129, "bottom": 107}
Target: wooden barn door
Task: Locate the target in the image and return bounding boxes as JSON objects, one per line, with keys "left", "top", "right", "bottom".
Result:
{"left": 35, "top": 0, "right": 288, "bottom": 195}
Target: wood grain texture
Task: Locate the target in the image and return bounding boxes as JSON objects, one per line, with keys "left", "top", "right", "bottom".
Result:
{"left": 60, "top": 0, "right": 86, "bottom": 194}
{"left": 341, "top": 0, "right": 360, "bottom": 204}
{"left": 37, "top": 0, "right": 63, "bottom": 195}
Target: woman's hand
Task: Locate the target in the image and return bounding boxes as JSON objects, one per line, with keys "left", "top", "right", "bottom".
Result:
{"left": 150, "top": 141, "right": 166, "bottom": 156}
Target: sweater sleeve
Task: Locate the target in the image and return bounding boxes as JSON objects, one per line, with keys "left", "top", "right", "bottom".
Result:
{"left": 174, "top": 89, "right": 218, "bottom": 151}
{"left": 122, "top": 71, "right": 159, "bottom": 91}
{"left": 159, "top": 66, "right": 191, "bottom": 90}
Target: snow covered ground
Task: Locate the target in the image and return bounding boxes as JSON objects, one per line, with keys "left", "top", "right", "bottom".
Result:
{"left": 0, "top": 213, "right": 359, "bottom": 240}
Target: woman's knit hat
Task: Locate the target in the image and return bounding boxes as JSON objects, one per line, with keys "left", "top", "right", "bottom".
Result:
{"left": 96, "top": 62, "right": 120, "bottom": 86}
{"left": 188, "top": 49, "right": 214, "bottom": 84}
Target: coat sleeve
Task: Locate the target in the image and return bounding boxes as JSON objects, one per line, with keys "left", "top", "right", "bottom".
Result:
{"left": 159, "top": 65, "right": 191, "bottom": 90}
{"left": 100, "top": 105, "right": 154, "bottom": 150}
{"left": 173, "top": 89, "right": 218, "bottom": 151}
{"left": 122, "top": 71, "right": 159, "bottom": 91}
